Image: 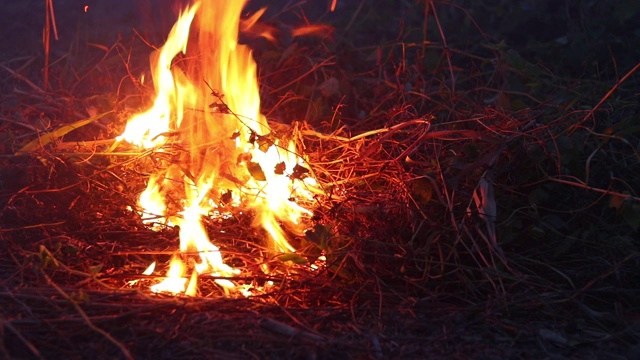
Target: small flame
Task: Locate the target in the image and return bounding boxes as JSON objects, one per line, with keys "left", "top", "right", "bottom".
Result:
{"left": 142, "top": 262, "right": 156, "bottom": 275}
{"left": 120, "top": 1, "right": 320, "bottom": 295}
{"left": 150, "top": 256, "right": 188, "bottom": 294}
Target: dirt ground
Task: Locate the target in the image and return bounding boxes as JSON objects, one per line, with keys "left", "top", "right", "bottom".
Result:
{"left": 1, "top": 1, "right": 639, "bottom": 359}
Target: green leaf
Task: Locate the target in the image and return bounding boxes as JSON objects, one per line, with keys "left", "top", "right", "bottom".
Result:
{"left": 305, "top": 224, "right": 332, "bottom": 250}
{"left": 247, "top": 161, "right": 266, "bottom": 181}
{"left": 38, "top": 245, "right": 59, "bottom": 268}
{"left": 71, "top": 290, "right": 90, "bottom": 303}
{"left": 15, "top": 111, "right": 111, "bottom": 155}
{"left": 329, "top": 264, "right": 355, "bottom": 282}
{"left": 278, "top": 253, "right": 308, "bottom": 265}
{"left": 507, "top": 98, "right": 529, "bottom": 111}
{"left": 621, "top": 201, "right": 640, "bottom": 232}
{"left": 89, "top": 264, "right": 103, "bottom": 275}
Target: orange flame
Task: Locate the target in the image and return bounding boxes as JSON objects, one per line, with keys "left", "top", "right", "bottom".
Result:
{"left": 119, "top": 1, "right": 319, "bottom": 295}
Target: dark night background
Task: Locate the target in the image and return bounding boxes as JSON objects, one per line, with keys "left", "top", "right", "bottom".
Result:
{"left": 2, "top": 1, "right": 639, "bottom": 74}
{"left": 1, "top": 1, "right": 640, "bottom": 359}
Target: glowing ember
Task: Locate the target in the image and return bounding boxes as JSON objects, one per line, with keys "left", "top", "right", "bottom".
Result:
{"left": 119, "top": 0, "right": 319, "bottom": 295}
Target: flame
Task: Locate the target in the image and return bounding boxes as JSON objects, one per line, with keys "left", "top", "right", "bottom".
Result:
{"left": 120, "top": 0, "right": 319, "bottom": 295}
{"left": 118, "top": 3, "right": 199, "bottom": 148}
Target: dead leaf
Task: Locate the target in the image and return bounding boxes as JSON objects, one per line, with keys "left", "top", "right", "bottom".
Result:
{"left": 236, "top": 152, "right": 252, "bottom": 165}
{"left": 247, "top": 162, "right": 266, "bottom": 181}
{"left": 256, "top": 133, "right": 274, "bottom": 152}
{"left": 411, "top": 178, "right": 433, "bottom": 206}
{"left": 274, "top": 162, "right": 286, "bottom": 175}
{"left": 290, "top": 164, "right": 310, "bottom": 180}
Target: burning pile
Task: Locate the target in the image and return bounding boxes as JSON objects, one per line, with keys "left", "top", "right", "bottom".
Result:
{"left": 118, "top": 0, "right": 320, "bottom": 295}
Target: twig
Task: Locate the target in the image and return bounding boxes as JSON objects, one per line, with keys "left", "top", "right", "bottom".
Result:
{"left": 543, "top": 176, "right": 640, "bottom": 202}
{"left": 42, "top": 272, "right": 134, "bottom": 360}
{"left": 258, "top": 317, "right": 325, "bottom": 344}
{"left": 0, "top": 117, "right": 38, "bottom": 131}
{"left": 0, "top": 222, "right": 65, "bottom": 233}
{"left": 270, "top": 57, "right": 336, "bottom": 93}
{"left": 1, "top": 317, "right": 44, "bottom": 359}
{"left": 369, "top": 333, "right": 383, "bottom": 359}
{"left": 571, "top": 253, "right": 639, "bottom": 301}
{"left": 0, "top": 64, "right": 45, "bottom": 94}
{"left": 302, "top": 118, "right": 431, "bottom": 142}
{"left": 574, "top": 62, "right": 640, "bottom": 131}
{"left": 429, "top": 1, "right": 456, "bottom": 94}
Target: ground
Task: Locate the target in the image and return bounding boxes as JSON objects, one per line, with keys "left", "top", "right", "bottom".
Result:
{"left": 1, "top": 1, "right": 639, "bottom": 359}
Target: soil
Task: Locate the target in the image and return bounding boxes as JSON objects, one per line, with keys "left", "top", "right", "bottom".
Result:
{"left": 1, "top": 1, "right": 639, "bottom": 359}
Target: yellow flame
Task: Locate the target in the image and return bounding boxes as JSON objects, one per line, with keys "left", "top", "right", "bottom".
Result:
{"left": 118, "top": 3, "right": 200, "bottom": 148}
{"left": 142, "top": 261, "right": 156, "bottom": 275}
{"left": 149, "top": 256, "right": 188, "bottom": 294}
{"left": 120, "top": 0, "right": 320, "bottom": 295}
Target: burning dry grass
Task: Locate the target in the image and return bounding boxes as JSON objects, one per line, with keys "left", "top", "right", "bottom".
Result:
{"left": 1, "top": 0, "right": 640, "bottom": 358}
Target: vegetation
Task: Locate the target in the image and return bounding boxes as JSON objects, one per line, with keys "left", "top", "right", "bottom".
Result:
{"left": 1, "top": 0, "right": 638, "bottom": 358}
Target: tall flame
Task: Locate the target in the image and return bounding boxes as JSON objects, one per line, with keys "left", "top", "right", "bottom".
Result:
{"left": 119, "top": 0, "right": 318, "bottom": 295}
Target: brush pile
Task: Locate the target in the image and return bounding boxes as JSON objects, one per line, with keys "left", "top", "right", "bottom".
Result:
{"left": 1, "top": 1, "right": 639, "bottom": 358}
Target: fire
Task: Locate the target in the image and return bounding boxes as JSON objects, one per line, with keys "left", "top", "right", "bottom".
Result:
{"left": 119, "top": 1, "right": 319, "bottom": 295}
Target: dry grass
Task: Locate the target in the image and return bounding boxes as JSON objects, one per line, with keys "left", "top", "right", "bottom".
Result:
{"left": 1, "top": 0, "right": 639, "bottom": 359}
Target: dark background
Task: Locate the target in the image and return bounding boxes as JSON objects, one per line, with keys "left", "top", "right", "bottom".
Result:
{"left": 1, "top": 1, "right": 639, "bottom": 359}
{"left": 3, "top": 1, "right": 639, "bottom": 84}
